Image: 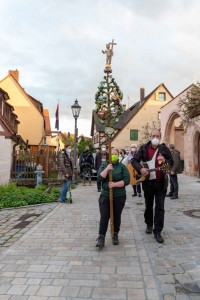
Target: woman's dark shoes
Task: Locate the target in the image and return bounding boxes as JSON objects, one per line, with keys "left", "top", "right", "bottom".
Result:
{"left": 145, "top": 226, "right": 153, "bottom": 234}
{"left": 96, "top": 235, "right": 105, "bottom": 248}
{"left": 138, "top": 193, "right": 142, "bottom": 197}
{"left": 112, "top": 232, "right": 119, "bottom": 245}
{"left": 154, "top": 232, "right": 164, "bottom": 243}
{"left": 170, "top": 196, "right": 178, "bottom": 199}
{"left": 166, "top": 193, "right": 173, "bottom": 197}
{"left": 132, "top": 194, "right": 137, "bottom": 197}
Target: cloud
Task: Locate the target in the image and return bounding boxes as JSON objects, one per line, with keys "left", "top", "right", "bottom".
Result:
{"left": 0, "top": 0, "right": 200, "bottom": 136}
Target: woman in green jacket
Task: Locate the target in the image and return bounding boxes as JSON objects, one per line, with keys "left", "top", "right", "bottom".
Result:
{"left": 96, "top": 148, "right": 130, "bottom": 248}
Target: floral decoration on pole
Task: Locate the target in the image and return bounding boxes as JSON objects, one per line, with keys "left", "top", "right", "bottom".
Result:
{"left": 95, "top": 39, "right": 123, "bottom": 138}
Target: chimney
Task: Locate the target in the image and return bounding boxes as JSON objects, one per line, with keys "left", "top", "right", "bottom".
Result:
{"left": 140, "top": 88, "right": 145, "bottom": 104}
{"left": 8, "top": 69, "right": 19, "bottom": 82}
{"left": 122, "top": 104, "right": 126, "bottom": 111}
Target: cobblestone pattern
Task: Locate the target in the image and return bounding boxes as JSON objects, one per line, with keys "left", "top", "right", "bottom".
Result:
{"left": 0, "top": 175, "right": 199, "bottom": 299}
{"left": 0, "top": 203, "right": 57, "bottom": 248}
{"left": 132, "top": 175, "right": 200, "bottom": 300}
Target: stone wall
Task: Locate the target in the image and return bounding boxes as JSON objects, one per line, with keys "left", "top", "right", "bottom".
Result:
{"left": 161, "top": 87, "right": 200, "bottom": 177}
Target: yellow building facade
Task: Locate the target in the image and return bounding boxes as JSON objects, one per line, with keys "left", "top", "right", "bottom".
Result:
{"left": 0, "top": 71, "right": 45, "bottom": 146}
{"left": 111, "top": 84, "right": 173, "bottom": 149}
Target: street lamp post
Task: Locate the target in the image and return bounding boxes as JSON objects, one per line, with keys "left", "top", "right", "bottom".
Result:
{"left": 71, "top": 99, "right": 81, "bottom": 184}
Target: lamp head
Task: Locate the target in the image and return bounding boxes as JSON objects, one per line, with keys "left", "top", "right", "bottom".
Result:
{"left": 71, "top": 99, "right": 81, "bottom": 118}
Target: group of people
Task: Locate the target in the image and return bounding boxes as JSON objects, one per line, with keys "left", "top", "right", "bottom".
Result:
{"left": 58, "top": 129, "right": 182, "bottom": 249}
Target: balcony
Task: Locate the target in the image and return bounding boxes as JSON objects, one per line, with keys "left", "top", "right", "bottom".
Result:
{"left": 0, "top": 99, "right": 19, "bottom": 133}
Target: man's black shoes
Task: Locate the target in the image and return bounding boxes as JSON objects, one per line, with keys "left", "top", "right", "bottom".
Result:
{"left": 132, "top": 194, "right": 137, "bottom": 197}
{"left": 166, "top": 193, "right": 178, "bottom": 199}
{"left": 154, "top": 232, "right": 164, "bottom": 243}
{"left": 146, "top": 226, "right": 164, "bottom": 243}
{"left": 112, "top": 232, "right": 119, "bottom": 245}
{"left": 96, "top": 234, "right": 105, "bottom": 248}
{"left": 145, "top": 226, "right": 153, "bottom": 234}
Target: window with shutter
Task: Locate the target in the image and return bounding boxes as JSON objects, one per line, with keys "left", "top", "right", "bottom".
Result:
{"left": 130, "top": 129, "right": 138, "bottom": 140}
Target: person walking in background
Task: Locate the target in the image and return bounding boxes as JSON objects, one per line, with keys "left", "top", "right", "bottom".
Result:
{"left": 79, "top": 146, "right": 94, "bottom": 186}
{"left": 127, "top": 144, "right": 142, "bottom": 197}
{"left": 59, "top": 144, "right": 73, "bottom": 203}
{"left": 119, "top": 149, "right": 127, "bottom": 165}
{"left": 166, "top": 144, "right": 182, "bottom": 200}
{"left": 125, "top": 148, "right": 130, "bottom": 156}
{"left": 132, "top": 130, "right": 173, "bottom": 243}
{"left": 95, "top": 145, "right": 109, "bottom": 192}
{"left": 96, "top": 148, "right": 130, "bottom": 248}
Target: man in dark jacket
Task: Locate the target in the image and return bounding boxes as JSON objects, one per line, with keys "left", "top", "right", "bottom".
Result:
{"left": 166, "top": 144, "right": 182, "bottom": 200}
{"left": 79, "top": 146, "right": 94, "bottom": 186}
{"left": 131, "top": 129, "right": 173, "bottom": 243}
{"left": 95, "top": 145, "right": 109, "bottom": 192}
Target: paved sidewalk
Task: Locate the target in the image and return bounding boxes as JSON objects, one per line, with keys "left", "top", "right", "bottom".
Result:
{"left": 132, "top": 174, "right": 200, "bottom": 300}
{"left": 0, "top": 174, "right": 199, "bottom": 299}
{"left": 0, "top": 204, "right": 57, "bottom": 248}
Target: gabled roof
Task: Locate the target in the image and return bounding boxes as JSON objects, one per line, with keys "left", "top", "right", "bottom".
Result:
{"left": 91, "top": 83, "right": 172, "bottom": 136}
{"left": 28, "top": 94, "right": 43, "bottom": 114}
{"left": 160, "top": 84, "right": 194, "bottom": 109}
{"left": 114, "top": 101, "right": 141, "bottom": 129}
{"left": 91, "top": 101, "right": 141, "bottom": 134}
{"left": 0, "top": 74, "right": 44, "bottom": 116}
{"left": 144, "top": 82, "right": 173, "bottom": 100}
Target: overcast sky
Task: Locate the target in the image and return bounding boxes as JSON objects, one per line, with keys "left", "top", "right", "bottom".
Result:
{"left": 0, "top": 0, "right": 200, "bottom": 137}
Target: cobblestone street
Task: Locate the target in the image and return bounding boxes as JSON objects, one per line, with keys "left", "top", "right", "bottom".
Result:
{"left": 0, "top": 174, "right": 200, "bottom": 299}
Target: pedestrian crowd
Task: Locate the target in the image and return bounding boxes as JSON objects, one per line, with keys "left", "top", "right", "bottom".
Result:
{"left": 58, "top": 129, "right": 182, "bottom": 249}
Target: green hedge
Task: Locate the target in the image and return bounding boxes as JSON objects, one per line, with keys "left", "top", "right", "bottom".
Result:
{"left": 0, "top": 183, "right": 60, "bottom": 209}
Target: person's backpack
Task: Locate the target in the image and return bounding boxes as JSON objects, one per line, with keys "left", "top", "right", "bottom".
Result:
{"left": 81, "top": 152, "right": 92, "bottom": 168}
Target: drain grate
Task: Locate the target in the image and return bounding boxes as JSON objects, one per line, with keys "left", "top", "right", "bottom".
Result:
{"left": 183, "top": 209, "right": 200, "bottom": 219}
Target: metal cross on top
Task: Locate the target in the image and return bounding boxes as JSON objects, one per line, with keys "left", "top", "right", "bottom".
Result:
{"left": 102, "top": 39, "right": 117, "bottom": 68}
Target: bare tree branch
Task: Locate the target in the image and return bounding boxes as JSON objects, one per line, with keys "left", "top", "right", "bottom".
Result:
{"left": 177, "top": 83, "right": 200, "bottom": 131}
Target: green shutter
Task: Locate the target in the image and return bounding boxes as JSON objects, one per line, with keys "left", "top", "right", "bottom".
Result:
{"left": 130, "top": 130, "right": 138, "bottom": 140}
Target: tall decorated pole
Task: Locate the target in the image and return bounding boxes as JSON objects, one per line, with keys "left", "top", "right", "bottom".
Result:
{"left": 95, "top": 39, "right": 124, "bottom": 236}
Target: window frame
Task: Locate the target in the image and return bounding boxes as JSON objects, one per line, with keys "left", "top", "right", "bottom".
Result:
{"left": 130, "top": 129, "right": 138, "bottom": 141}
{"left": 158, "top": 92, "right": 166, "bottom": 101}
